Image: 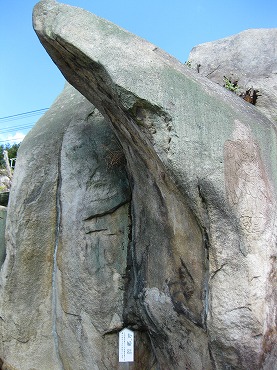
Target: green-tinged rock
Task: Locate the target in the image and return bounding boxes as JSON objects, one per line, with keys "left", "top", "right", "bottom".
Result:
{"left": 32, "top": 2, "right": 277, "bottom": 368}
{"left": 1, "top": 2, "right": 276, "bottom": 369}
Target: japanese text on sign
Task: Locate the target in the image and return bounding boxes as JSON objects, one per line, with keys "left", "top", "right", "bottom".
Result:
{"left": 119, "top": 328, "right": 134, "bottom": 362}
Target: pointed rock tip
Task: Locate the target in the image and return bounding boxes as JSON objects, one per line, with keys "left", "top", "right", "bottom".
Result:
{"left": 33, "top": 0, "right": 59, "bottom": 33}
{"left": 35, "top": 0, "right": 57, "bottom": 5}
{"left": 33, "top": 0, "right": 58, "bottom": 16}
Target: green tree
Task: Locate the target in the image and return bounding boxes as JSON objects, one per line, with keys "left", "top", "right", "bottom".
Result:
{"left": 0, "top": 143, "right": 21, "bottom": 169}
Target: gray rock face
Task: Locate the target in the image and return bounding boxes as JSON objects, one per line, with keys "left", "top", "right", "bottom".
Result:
{"left": 188, "top": 28, "right": 277, "bottom": 123}
{"left": 0, "top": 84, "right": 146, "bottom": 369}
{"left": 0, "top": 206, "right": 6, "bottom": 267}
{"left": 0, "top": 1, "right": 276, "bottom": 369}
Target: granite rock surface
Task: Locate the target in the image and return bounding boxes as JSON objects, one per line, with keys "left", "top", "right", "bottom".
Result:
{"left": 0, "top": 1, "right": 276, "bottom": 369}
{"left": 188, "top": 28, "right": 277, "bottom": 123}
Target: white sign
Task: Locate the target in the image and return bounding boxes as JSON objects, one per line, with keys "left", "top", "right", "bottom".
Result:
{"left": 119, "top": 328, "right": 134, "bottom": 362}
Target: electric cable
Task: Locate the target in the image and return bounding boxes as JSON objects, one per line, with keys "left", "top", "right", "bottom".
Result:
{"left": 0, "top": 108, "right": 48, "bottom": 123}
{"left": 0, "top": 123, "right": 35, "bottom": 133}
{"left": 0, "top": 108, "right": 49, "bottom": 143}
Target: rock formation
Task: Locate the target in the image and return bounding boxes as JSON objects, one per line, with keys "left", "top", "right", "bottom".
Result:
{"left": 0, "top": 206, "right": 6, "bottom": 267}
{"left": 0, "top": 83, "right": 139, "bottom": 369}
{"left": 0, "top": 1, "right": 276, "bottom": 369}
{"left": 188, "top": 28, "right": 277, "bottom": 123}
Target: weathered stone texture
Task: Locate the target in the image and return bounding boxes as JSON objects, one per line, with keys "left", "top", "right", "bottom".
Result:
{"left": 0, "top": 1, "right": 276, "bottom": 369}
{"left": 0, "top": 84, "right": 155, "bottom": 369}
{"left": 188, "top": 28, "right": 277, "bottom": 123}
{"left": 0, "top": 206, "right": 7, "bottom": 267}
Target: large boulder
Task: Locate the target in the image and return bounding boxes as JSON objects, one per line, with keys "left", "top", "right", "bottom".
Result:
{"left": 0, "top": 1, "right": 276, "bottom": 369}
{"left": 188, "top": 28, "right": 277, "bottom": 123}
{"left": 0, "top": 83, "right": 148, "bottom": 369}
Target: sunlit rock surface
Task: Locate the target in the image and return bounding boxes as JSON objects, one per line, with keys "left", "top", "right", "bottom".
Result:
{"left": 188, "top": 28, "right": 277, "bottom": 123}
{"left": 0, "top": 1, "right": 276, "bottom": 369}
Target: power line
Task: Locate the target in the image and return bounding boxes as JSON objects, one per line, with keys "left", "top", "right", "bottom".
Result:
{"left": 0, "top": 108, "right": 49, "bottom": 144}
{"left": 0, "top": 108, "right": 48, "bottom": 123}
{"left": 0, "top": 108, "right": 48, "bottom": 120}
{"left": 0, "top": 122, "right": 35, "bottom": 134}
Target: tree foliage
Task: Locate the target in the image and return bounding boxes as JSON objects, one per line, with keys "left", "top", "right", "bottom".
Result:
{"left": 0, "top": 143, "right": 21, "bottom": 169}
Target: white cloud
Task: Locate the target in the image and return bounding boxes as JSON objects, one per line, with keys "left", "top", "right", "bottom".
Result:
{"left": 0, "top": 132, "right": 26, "bottom": 145}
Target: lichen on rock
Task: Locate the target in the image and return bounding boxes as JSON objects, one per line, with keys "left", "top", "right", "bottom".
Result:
{"left": 0, "top": 2, "right": 276, "bottom": 369}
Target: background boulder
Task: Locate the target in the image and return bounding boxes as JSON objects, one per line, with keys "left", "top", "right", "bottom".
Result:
{"left": 188, "top": 28, "right": 277, "bottom": 123}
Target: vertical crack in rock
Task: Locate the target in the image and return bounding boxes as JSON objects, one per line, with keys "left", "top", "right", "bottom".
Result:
{"left": 114, "top": 134, "right": 210, "bottom": 367}
{"left": 203, "top": 229, "right": 210, "bottom": 330}
{"left": 52, "top": 147, "right": 64, "bottom": 370}
{"left": 197, "top": 183, "right": 211, "bottom": 330}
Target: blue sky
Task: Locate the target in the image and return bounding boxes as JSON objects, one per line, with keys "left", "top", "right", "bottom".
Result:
{"left": 1, "top": 0, "right": 277, "bottom": 144}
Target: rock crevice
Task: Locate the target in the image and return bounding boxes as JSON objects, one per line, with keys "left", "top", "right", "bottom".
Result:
{"left": 52, "top": 145, "right": 64, "bottom": 370}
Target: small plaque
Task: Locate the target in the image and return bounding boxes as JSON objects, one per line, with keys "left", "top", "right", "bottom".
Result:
{"left": 119, "top": 328, "right": 134, "bottom": 362}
